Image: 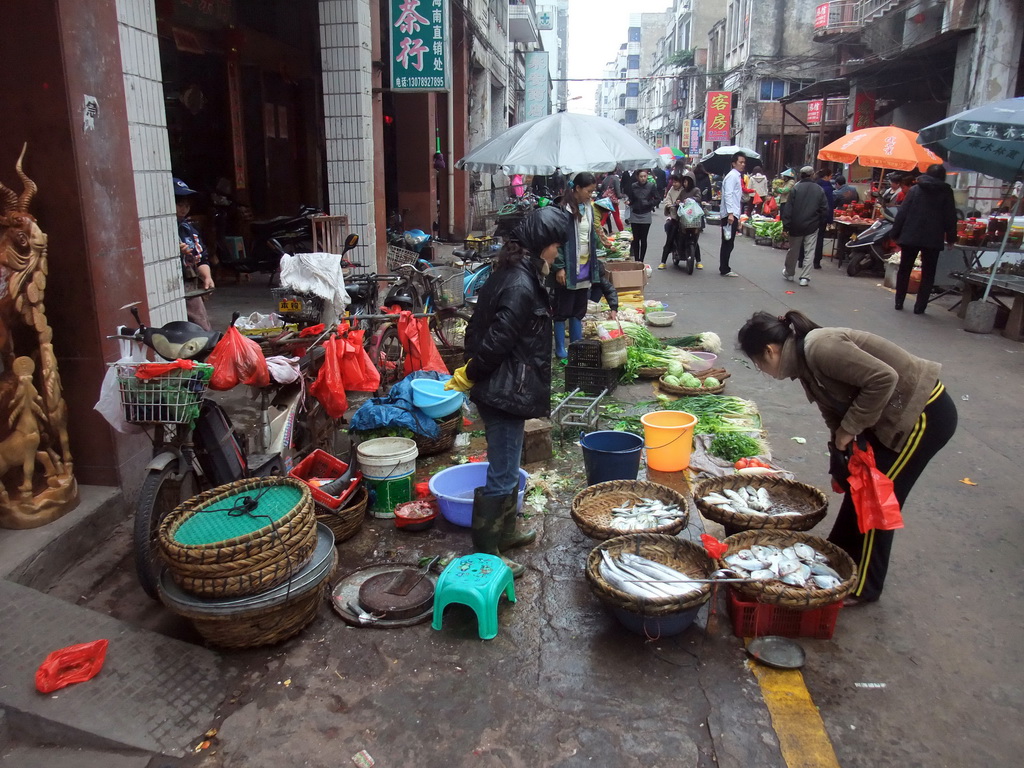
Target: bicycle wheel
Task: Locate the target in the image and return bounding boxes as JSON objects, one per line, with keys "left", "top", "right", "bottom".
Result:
{"left": 463, "top": 263, "right": 491, "bottom": 303}
{"left": 134, "top": 462, "right": 199, "bottom": 600}
{"left": 431, "top": 308, "right": 473, "bottom": 349}
{"left": 371, "top": 324, "right": 405, "bottom": 393}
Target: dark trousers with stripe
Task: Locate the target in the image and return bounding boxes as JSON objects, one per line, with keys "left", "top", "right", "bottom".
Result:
{"left": 827, "top": 384, "right": 958, "bottom": 601}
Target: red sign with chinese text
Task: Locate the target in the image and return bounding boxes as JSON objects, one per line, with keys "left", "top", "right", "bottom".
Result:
{"left": 853, "top": 91, "right": 876, "bottom": 130}
{"left": 814, "top": 3, "right": 830, "bottom": 29}
{"left": 807, "top": 100, "right": 824, "bottom": 124}
{"left": 705, "top": 91, "right": 732, "bottom": 142}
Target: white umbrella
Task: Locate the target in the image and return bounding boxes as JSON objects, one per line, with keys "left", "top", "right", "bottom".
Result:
{"left": 455, "top": 112, "right": 661, "bottom": 176}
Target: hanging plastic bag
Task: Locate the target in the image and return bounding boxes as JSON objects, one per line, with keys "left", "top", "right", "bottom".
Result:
{"left": 35, "top": 639, "right": 109, "bottom": 694}
{"left": 206, "top": 325, "right": 270, "bottom": 391}
{"left": 94, "top": 338, "right": 146, "bottom": 434}
{"left": 677, "top": 198, "right": 704, "bottom": 228}
{"left": 309, "top": 335, "right": 349, "bottom": 418}
{"left": 339, "top": 328, "right": 380, "bottom": 392}
{"left": 396, "top": 311, "right": 448, "bottom": 375}
{"left": 847, "top": 442, "right": 904, "bottom": 533}
{"left": 762, "top": 196, "right": 778, "bottom": 216}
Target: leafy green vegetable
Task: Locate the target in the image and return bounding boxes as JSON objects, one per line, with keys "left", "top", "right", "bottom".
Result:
{"left": 663, "top": 374, "right": 681, "bottom": 387}
{"left": 709, "top": 433, "right": 763, "bottom": 462}
{"left": 679, "top": 373, "right": 702, "bottom": 388}
{"left": 703, "top": 376, "right": 720, "bottom": 388}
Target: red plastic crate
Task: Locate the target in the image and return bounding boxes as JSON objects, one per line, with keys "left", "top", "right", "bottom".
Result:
{"left": 727, "top": 588, "right": 842, "bottom": 640}
{"left": 289, "top": 449, "right": 360, "bottom": 510}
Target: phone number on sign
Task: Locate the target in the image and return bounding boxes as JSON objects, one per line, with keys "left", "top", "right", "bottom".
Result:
{"left": 396, "top": 76, "right": 446, "bottom": 88}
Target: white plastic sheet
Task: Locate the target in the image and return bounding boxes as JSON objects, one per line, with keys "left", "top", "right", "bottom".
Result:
{"left": 279, "top": 252, "right": 351, "bottom": 325}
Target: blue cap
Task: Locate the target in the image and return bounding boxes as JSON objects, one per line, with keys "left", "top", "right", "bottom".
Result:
{"left": 173, "top": 178, "right": 198, "bottom": 196}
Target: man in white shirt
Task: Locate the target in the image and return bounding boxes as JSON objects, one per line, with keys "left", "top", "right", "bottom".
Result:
{"left": 719, "top": 152, "right": 746, "bottom": 276}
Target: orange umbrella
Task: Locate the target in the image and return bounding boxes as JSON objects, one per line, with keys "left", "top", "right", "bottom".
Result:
{"left": 817, "top": 126, "right": 942, "bottom": 171}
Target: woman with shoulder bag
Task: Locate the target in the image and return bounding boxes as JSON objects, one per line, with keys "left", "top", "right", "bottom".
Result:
{"left": 737, "top": 310, "right": 958, "bottom": 604}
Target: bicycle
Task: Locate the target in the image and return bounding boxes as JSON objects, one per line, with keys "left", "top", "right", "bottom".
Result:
{"left": 112, "top": 310, "right": 336, "bottom": 599}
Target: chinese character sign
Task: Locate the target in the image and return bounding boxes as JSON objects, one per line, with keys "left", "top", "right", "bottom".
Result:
{"left": 390, "top": 0, "right": 450, "bottom": 91}
{"left": 814, "top": 3, "right": 829, "bottom": 29}
{"left": 853, "top": 92, "right": 875, "bottom": 130}
{"left": 689, "top": 119, "right": 701, "bottom": 155}
{"left": 523, "top": 52, "right": 550, "bottom": 119}
{"left": 806, "top": 100, "right": 823, "bottom": 124}
{"left": 705, "top": 92, "right": 732, "bottom": 142}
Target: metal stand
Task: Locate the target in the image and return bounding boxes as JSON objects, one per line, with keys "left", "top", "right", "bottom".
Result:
{"left": 550, "top": 388, "right": 608, "bottom": 439}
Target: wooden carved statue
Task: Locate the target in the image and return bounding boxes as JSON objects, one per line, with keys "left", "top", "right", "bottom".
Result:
{"left": 0, "top": 145, "right": 78, "bottom": 528}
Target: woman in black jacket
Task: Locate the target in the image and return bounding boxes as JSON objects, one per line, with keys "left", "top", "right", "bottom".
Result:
{"left": 890, "top": 164, "right": 958, "bottom": 314}
{"left": 447, "top": 205, "right": 572, "bottom": 577}
{"left": 625, "top": 169, "right": 661, "bottom": 262}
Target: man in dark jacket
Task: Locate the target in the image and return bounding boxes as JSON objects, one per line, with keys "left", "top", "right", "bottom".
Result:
{"left": 448, "top": 205, "right": 572, "bottom": 577}
{"left": 890, "top": 163, "right": 958, "bottom": 314}
{"left": 810, "top": 168, "right": 835, "bottom": 269}
{"left": 782, "top": 166, "right": 829, "bottom": 286}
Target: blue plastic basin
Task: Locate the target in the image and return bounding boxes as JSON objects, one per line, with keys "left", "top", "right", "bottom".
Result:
{"left": 411, "top": 379, "right": 464, "bottom": 419}
{"left": 428, "top": 463, "right": 529, "bottom": 527}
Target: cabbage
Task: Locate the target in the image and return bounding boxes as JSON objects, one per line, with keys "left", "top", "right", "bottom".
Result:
{"left": 662, "top": 374, "right": 682, "bottom": 387}
{"left": 703, "top": 376, "right": 720, "bottom": 388}
{"left": 679, "top": 373, "right": 702, "bottom": 388}
{"left": 667, "top": 361, "right": 685, "bottom": 377}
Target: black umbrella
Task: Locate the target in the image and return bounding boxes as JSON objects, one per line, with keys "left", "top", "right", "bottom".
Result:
{"left": 697, "top": 145, "right": 762, "bottom": 175}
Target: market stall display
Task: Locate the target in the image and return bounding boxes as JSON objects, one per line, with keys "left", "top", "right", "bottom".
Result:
{"left": 693, "top": 475, "right": 828, "bottom": 536}
{"left": 571, "top": 480, "right": 688, "bottom": 539}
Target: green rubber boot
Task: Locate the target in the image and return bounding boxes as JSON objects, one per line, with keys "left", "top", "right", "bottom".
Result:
{"left": 499, "top": 492, "right": 536, "bottom": 550}
{"left": 471, "top": 488, "right": 525, "bottom": 578}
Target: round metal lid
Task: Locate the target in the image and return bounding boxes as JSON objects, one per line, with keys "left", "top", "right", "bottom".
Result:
{"left": 746, "top": 636, "right": 806, "bottom": 670}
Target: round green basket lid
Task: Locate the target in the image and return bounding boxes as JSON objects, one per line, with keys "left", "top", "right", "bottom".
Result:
{"left": 174, "top": 484, "right": 304, "bottom": 546}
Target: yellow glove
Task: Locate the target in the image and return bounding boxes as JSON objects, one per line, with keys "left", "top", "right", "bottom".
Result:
{"left": 445, "top": 364, "right": 474, "bottom": 392}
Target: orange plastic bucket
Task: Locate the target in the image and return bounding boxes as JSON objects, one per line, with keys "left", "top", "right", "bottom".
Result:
{"left": 641, "top": 411, "right": 698, "bottom": 472}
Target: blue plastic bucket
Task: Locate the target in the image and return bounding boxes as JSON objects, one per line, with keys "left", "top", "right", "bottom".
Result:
{"left": 580, "top": 430, "right": 644, "bottom": 486}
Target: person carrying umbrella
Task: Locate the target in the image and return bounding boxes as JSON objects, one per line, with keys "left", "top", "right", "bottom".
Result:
{"left": 890, "top": 164, "right": 958, "bottom": 314}
{"left": 445, "top": 205, "right": 573, "bottom": 578}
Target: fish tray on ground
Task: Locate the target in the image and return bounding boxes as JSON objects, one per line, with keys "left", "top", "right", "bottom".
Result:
{"left": 586, "top": 534, "right": 714, "bottom": 617}
{"left": 718, "top": 530, "right": 857, "bottom": 610}
{"left": 693, "top": 475, "right": 827, "bottom": 533}
{"left": 571, "top": 480, "right": 688, "bottom": 539}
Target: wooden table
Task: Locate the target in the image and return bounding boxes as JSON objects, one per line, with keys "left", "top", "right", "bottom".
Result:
{"left": 956, "top": 271, "right": 1024, "bottom": 341}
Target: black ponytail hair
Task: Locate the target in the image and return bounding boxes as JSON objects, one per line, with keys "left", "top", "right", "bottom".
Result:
{"left": 564, "top": 171, "right": 597, "bottom": 221}
{"left": 737, "top": 310, "right": 821, "bottom": 360}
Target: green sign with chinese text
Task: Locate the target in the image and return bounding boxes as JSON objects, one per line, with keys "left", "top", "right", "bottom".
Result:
{"left": 389, "top": 0, "right": 450, "bottom": 92}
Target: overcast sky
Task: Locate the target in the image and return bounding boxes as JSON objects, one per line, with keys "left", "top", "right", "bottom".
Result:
{"left": 565, "top": 0, "right": 674, "bottom": 113}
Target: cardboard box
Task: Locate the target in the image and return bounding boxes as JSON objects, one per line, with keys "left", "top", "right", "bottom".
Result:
{"left": 604, "top": 261, "right": 647, "bottom": 290}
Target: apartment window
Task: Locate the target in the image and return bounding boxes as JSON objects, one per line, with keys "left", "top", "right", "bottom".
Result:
{"left": 759, "top": 79, "right": 787, "bottom": 101}
{"left": 626, "top": 82, "right": 639, "bottom": 97}
{"left": 628, "top": 27, "right": 641, "bottom": 42}
{"left": 619, "top": 94, "right": 626, "bottom": 108}
{"left": 620, "top": 68, "right": 627, "bottom": 79}
{"left": 625, "top": 109, "right": 638, "bottom": 123}
{"left": 627, "top": 55, "right": 640, "bottom": 70}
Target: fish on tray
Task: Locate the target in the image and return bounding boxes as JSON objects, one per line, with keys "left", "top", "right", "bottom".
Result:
{"left": 597, "top": 551, "right": 704, "bottom": 600}
{"left": 701, "top": 486, "right": 803, "bottom": 517}
{"left": 719, "top": 544, "right": 842, "bottom": 591}
{"left": 607, "top": 498, "right": 684, "bottom": 531}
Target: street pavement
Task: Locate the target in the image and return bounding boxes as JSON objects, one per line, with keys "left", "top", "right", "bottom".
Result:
{"left": 6, "top": 227, "right": 1023, "bottom": 767}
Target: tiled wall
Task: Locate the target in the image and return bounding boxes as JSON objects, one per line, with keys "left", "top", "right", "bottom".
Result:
{"left": 116, "top": 0, "right": 185, "bottom": 327}
{"left": 319, "top": 0, "right": 378, "bottom": 264}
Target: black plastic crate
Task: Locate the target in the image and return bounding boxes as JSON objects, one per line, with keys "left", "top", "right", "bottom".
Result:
{"left": 567, "top": 340, "right": 602, "bottom": 368}
{"left": 565, "top": 365, "right": 618, "bottom": 395}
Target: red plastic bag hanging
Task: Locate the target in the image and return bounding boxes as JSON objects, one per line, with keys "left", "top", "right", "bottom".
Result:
{"left": 762, "top": 196, "right": 778, "bottom": 216}
{"left": 395, "top": 311, "right": 448, "bottom": 375}
{"left": 206, "top": 325, "right": 271, "bottom": 391}
{"left": 35, "top": 639, "right": 109, "bottom": 693}
{"left": 133, "top": 359, "right": 198, "bottom": 380}
{"left": 309, "top": 335, "right": 349, "bottom": 418}
{"left": 847, "top": 442, "right": 904, "bottom": 534}
{"left": 338, "top": 328, "right": 380, "bottom": 392}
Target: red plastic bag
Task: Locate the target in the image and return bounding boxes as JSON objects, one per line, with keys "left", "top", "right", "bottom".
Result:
{"left": 339, "top": 328, "right": 380, "bottom": 392}
{"left": 206, "top": 325, "right": 271, "bottom": 391}
{"left": 395, "top": 311, "right": 448, "bottom": 375}
{"left": 35, "top": 639, "right": 109, "bottom": 693}
{"left": 133, "top": 359, "right": 198, "bottom": 380}
{"left": 700, "top": 534, "right": 728, "bottom": 560}
{"left": 309, "top": 335, "right": 349, "bottom": 418}
{"left": 848, "top": 443, "right": 904, "bottom": 534}
{"left": 762, "top": 196, "right": 778, "bottom": 216}
{"left": 299, "top": 323, "right": 326, "bottom": 338}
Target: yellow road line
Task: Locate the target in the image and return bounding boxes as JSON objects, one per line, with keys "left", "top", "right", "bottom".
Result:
{"left": 748, "top": 661, "right": 841, "bottom": 768}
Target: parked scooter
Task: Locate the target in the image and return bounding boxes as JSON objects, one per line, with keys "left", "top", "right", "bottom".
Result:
{"left": 846, "top": 206, "right": 899, "bottom": 277}
{"left": 230, "top": 204, "right": 323, "bottom": 276}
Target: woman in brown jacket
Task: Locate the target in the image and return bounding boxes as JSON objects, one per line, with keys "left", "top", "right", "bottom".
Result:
{"left": 737, "top": 310, "right": 958, "bottom": 604}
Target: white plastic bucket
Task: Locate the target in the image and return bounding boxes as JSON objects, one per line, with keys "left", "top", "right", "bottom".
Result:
{"left": 356, "top": 437, "right": 418, "bottom": 480}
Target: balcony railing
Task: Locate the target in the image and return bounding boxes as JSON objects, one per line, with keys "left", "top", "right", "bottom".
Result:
{"left": 859, "top": 0, "right": 906, "bottom": 24}
{"left": 812, "top": 0, "right": 861, "bottom": 41}
{"left": 509, "top": 0, "right": 538, "bottom": 43}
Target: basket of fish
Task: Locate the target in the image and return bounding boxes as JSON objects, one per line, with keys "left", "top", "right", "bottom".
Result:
{"left": 585, "top": 534, "right": 714, "bottom": 636}
{"left": 693, "top": 475, "right": 828, "bottom": 535}
{"left": 717, "top": 531, "right": 857, "bottom": 610}
{"left": 571, "top": 480, "right": 689, "bottom": 540}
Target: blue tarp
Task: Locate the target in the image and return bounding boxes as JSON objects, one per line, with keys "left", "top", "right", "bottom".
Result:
{"left": 349, "top": 371, "right": 457, "bottom": 438}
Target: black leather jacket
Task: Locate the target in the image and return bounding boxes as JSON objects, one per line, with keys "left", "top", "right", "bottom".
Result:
{"left": 465, "top": 257, "right": 553, "bottom": 418}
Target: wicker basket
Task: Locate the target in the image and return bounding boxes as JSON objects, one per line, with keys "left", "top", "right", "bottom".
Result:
{"left": 159, "top": 477, "right": 317, "bottom": 598}
{"left": 439, "top": 346, "right": 465, "bottom": 374}
{"left": 412, "top": 411, "right": 462, "bottom": 457}
{"left": 571, "top": 480, "right": 689, "bottom": 540}
{"left": 636, "top": 366, "right": 668, "bottom": 379}
{"left": 693, "top": 475, "right": 828, "bottom": 533}
{"left": 599, "top": 335, "right": 628, "bottom": 369}
{"left": 176, "top": 551, "right": 336, "bottom": 649}
{"left": 718, "top": 530, "right": 857, "bottom": 609}
{"left": 315, "top": 484, "right": 368, "bottom": 544}
{"left": 585, "top": 534, "right": 714, "bottom": 616}
{"left": 659, "top": 373, "right": 728, "bottom": 396}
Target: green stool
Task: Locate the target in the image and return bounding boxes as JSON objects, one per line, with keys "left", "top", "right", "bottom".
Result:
{"left": 431, "top": 554, "right": 516, "bottom": 640}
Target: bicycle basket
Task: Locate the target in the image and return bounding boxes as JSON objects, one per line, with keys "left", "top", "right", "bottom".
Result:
{"left": 425, "top": 266, "right": 465, "bottom": 309}
{"left": 270, "top": 288, "right": 325, "bottom": 324}
{"left": 114, "top": 361, "right": 214, "bottom": 424}
{"left": 386, "top": 244, "right": 418, "bottom": 272}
